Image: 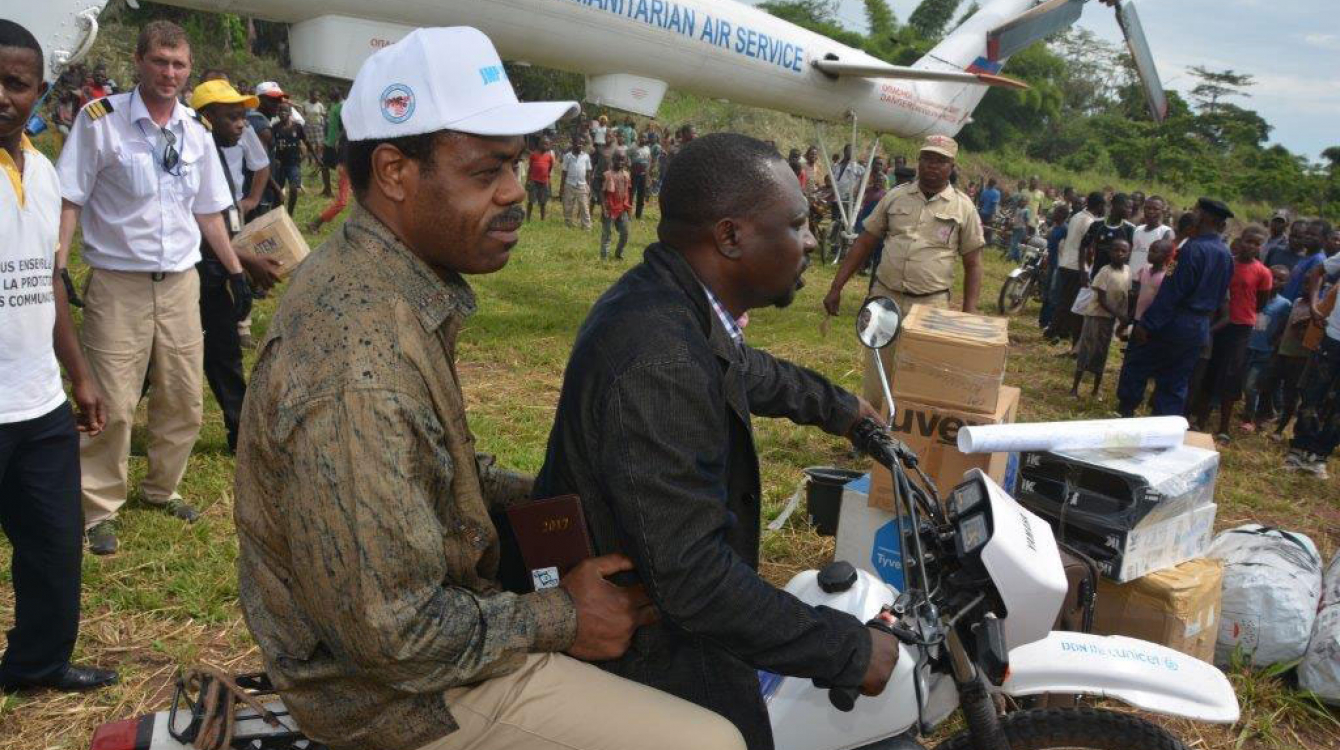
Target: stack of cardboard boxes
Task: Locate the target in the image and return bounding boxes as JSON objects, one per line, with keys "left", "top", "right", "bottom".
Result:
{"left": 1014, "top": 434, "right": 1225, "bottom": 662}
{"left": 868, "top": 305, "right": 1018, "bottom": 511}
{"left": 840, "top": 303, "right": 1226, "bottom": 663}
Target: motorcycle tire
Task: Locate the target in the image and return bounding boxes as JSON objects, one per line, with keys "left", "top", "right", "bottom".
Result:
{"left": 933, "top": 707, "right": 1189, "bottom": 750}
{"left": 998, "top": 275, "right": 1032, "bottom": 316}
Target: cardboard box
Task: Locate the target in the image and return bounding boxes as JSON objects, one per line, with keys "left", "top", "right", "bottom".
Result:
{"left": 1184, "top": 431, "right": 1216, "bottom": 451}
{"left": 1095, "top": 558, "right": 1223, "bottom": 662}
{"left": 835, "top": 474, "right": 908, "bottom": 591}
{"left": 892, "top": 305, "right": 1009, "bottom": 414}
{"left": 1024, "top": 501, "right": 1217, "bottom": 583}
{"left": 1015, "top": 444, "right": 1219, "bottom": 532}
{"left": 232, "top": 208, "right": 311, "bottom": 277}
{"left": 870, "top": 386, "right": 1021, "bottom": 512}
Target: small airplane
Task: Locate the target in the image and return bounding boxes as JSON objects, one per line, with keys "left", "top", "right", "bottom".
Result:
{"left": 24, "top": 0, "right": 1167, "bottom": 236}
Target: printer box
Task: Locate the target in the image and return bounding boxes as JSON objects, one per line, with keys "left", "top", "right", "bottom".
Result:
{"left": 1014, "top": 444, "right": 1219, "bottom": 533}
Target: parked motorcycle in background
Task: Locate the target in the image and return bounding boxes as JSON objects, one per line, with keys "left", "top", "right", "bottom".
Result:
{"left": 998, "top": 243, "right": 1046, "bottom": 316}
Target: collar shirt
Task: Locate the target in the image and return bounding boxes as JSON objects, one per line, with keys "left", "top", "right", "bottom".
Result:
{"left": 1, "top": 137, "right": 66, "bottom": 424}
{"left": 234, "top": 205, "right": 574, "bottom": 750}
{"left": 1059, "top": 209, "right": 1098, "bottom": 270}
{"left": 57, "top": 89, "right": 232, "bottom": 273}
{"left": 863, "top": 182, "right": 985, "bottom": 295}
{"left": 832, "top": 159, "right": 866, "bottom": 202}
{"left": 701, "top": 283, "right": 744, "bottom": 346}
{"left": 218, "top": 125, "right": 270, "bottom": 202}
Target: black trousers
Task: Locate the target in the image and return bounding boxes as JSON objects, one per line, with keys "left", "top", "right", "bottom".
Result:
{"left": 198, "top": 260, "right": 247, "bottom": 452}
{"left": 632, "top": 170, "right": 648, "bottom": 218}
{"left": 0, "top": 402, "right": 82, "bottom": 685}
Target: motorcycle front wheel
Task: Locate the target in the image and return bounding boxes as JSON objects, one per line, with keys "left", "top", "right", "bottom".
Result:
{"left": 934, "top": 707, "right": 1189, "bottom": 750}
{"left": 997, "top": 274, "right": 1034, "bottom": 316}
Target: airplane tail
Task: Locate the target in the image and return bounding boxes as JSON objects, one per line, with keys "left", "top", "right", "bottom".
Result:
{"left": 909, "top": 0, "right": 1049, "bottom": 132}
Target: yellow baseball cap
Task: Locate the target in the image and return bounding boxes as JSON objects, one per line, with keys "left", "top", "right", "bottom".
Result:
{"left": 190, "top": 79, "right": 260, "bottom": 111}
{"left": 920, "top": 134, "right": 959, "bottom": 160}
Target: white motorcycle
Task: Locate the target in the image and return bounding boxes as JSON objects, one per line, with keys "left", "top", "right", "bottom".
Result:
{"left": 89, "top": 297, "right": 1240, "bottom": 750}
{"left": 762, "top": 296, "right": 1239, "bottom": 750}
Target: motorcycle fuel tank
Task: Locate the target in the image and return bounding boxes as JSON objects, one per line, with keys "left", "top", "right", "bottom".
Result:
{"left": 767, "top": 568, "right": 939, "bottom": 750}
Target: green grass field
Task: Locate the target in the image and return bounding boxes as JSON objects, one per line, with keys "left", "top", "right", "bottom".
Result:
{"left": 1, "top": 167, "right": 1338, "bottom": 749}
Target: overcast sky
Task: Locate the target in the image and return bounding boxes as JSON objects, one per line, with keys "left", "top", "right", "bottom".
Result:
{"left": 743, "top": 0, "right": 1337, "bottom": 162}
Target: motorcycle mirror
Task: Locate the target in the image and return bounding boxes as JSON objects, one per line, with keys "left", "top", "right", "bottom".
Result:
{"left": 856, "top": 296, "right": 903, "bottom": 350}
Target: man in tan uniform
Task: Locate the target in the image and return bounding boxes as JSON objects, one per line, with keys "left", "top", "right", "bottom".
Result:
{"left": 824, "top": 135, "right": 985, "bottom": 409}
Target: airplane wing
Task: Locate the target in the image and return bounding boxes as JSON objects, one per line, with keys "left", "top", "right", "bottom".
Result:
{"left": 811, "top": 59, "right": 1029, "bottom": 90}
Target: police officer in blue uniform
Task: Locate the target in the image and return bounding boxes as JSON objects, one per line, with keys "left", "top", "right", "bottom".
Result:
{"left": 1117, "top": 198, "right": 1235, "bottom": 417}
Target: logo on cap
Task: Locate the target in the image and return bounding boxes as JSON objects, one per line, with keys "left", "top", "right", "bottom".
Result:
{"left": 380, "top": 83, "right": 416, "bottom": 124}
{"left": 479, "top": 65, "right": 505, "bottom": 86}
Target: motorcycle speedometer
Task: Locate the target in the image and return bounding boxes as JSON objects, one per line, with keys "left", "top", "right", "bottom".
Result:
{"left": 957, "top": 512, "right": 990, "bottom": 557}
{"left": 948, "top": 478, "right": 985, "bottom": 519}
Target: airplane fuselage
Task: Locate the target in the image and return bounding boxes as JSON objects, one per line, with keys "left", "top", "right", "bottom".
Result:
{"left": 160, "top": 0, "right": 1039, "bottom": 137}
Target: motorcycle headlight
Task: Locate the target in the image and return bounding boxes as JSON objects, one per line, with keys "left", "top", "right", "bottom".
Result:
{"left": 957, "top": 512, "right": 990, "bottom": 557}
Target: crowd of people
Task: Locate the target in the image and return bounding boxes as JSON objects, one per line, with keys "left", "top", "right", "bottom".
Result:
{"left": 1010, "top": 185, "right": 1339, "bottom": 476}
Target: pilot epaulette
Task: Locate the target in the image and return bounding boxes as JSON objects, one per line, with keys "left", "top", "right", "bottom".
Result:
{"left": 83, "top": 98, "right": 114, "bottom": 121}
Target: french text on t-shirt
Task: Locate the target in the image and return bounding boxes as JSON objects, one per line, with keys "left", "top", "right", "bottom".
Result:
{"left": 0, "top": 256, "right": 55, "bottom": 308}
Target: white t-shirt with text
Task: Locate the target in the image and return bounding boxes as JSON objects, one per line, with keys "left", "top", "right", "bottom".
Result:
{"left": 1, "top": 141, "right": 66, "bottom": 423}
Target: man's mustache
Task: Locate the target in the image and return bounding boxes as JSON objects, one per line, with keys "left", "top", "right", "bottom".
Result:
{"left": 489, "top": 206, "right": 525, "bottom": 229}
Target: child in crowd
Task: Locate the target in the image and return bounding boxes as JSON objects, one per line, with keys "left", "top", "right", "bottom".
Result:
{"left": 1189, "top": 227, "right": 1273, "bottom": 441}
{"left": 1071, "top": 239, "right": 1132, "bottom": 398}
{"left": 599, "top": 152, "right": 632, "bottom": 260}
{"left": 1239, "top": 265, "right": 1292, "bottom": 432}
{"left": 1130, "top": 238, "right": 1172, "bottom": 323}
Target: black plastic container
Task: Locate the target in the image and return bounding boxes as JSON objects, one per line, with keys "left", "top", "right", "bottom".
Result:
{"left": 803, "top": 467, "right": 863, "bottom": 537}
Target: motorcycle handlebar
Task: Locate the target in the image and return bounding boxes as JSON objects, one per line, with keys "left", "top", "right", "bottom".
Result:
{"left": 827, "top": 616, "right": 912, "bottom": 712}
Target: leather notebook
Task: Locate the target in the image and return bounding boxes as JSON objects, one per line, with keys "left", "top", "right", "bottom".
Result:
{"left": 504, "top": 494, "right": 594, "bottom": 591}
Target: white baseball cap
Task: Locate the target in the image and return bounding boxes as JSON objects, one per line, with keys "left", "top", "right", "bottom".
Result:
{"left": 255, "top": 81, "right": 286, "bottom": 99}
{"left": 342, "top": 27, "right": 578, "bottom": 141}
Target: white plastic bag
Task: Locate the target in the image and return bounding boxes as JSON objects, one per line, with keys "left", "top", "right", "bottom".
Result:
{"left": 1207, "top": 525, "right": 1322, "bottom": 667}
{"left": 1070, "top": 287, "right": 1095, "bottom": 315}
{"left": 1300, "top": 553, "right": 1340, "bottom": 703}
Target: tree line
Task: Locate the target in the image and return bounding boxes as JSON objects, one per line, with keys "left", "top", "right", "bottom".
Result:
{"left": 761, "top": 0, "right": 1339, "bottom": 218}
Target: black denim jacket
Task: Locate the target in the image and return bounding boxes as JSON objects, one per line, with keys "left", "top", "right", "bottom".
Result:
{"left": 534, "top": 243, "right": 871, "bottom": 750}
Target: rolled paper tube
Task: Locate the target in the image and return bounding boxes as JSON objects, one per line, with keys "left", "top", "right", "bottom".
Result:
{"left": 956, "top": 416, "right": 1189, "bottom": 454}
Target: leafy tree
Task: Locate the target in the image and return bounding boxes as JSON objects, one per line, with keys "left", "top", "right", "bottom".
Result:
{"left": 1322, "top": 147, "right": 1340, "bottom": 172}
{"left": 1187, "top": 66, "right": 1254, "bottom": 114}
{"left": 863, "top": 0, "right": 897, "bottom": 38}
{"left": 907, "top": 0, "right": 964, "bottom": 41}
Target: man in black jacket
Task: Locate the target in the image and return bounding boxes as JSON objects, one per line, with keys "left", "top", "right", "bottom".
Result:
{"left": 534, "top": 134, "right": 899, "bottom": 750}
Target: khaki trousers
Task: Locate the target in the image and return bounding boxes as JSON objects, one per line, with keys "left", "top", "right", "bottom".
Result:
{"left": 80, "top": 268, "right": 204, "bottom": 527}
{"left": 861, "top": 279, "right": 951, "bottom": 414}
{"left": 563, "top": 182, "right": 592, "bottom": 229}
{"left": 420, "top": 653, "right": 744, "bottom": 750}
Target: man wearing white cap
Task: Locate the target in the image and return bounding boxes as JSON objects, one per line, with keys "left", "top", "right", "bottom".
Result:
{"left": 823, "top": 134, "right": 985, "bottom": 411}
{"left": 232, "top": 27, "right": 744, "bottom": 750}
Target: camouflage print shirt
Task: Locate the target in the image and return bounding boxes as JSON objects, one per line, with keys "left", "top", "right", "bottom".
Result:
{"left": 233, "top": 204, "right": 577, "bottom": 750}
